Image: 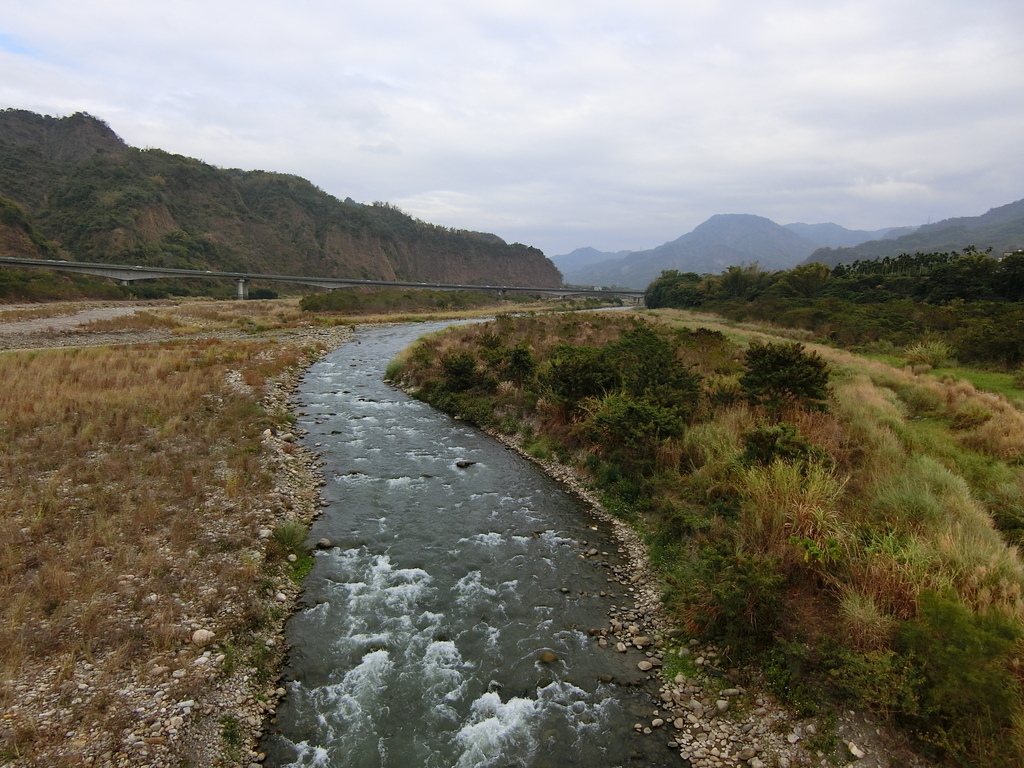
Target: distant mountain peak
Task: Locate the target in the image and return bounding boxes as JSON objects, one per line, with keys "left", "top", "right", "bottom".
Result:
{"left": 563, "top": 214, "right": 817, "bottom": 289}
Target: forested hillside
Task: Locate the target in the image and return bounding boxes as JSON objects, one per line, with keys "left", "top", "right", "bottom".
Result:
{"left": 0, "top": 109, "right": 561, "bottom": 288}
{"left": 807, "top": 199, "right": 1024, "bottom": 266}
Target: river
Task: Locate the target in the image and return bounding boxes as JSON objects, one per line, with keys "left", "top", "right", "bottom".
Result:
{"left": 260, "top": 320, "right": 676, "bottom": 767}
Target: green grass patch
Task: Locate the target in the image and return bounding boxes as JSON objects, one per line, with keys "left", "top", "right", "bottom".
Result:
{"left": 929, "top": 366, "right": 1024, "bottom": 400}
{"left": 289, "top": 553, "right": 315, "bottom": 585}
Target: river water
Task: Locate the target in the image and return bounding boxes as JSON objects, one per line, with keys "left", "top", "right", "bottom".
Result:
{"left": 260, "top": 321, "right": 676, "bottom": 768}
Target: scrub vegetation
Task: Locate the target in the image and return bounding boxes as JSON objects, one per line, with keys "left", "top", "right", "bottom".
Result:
{"left": 299, "top": 287, "right": 534, "bottom": 314}
{"left": 646, "top": 248, "right": 1024, "bottom": 370}
{"left": 390, "top": 309, "right": 1024, "bottom": 767}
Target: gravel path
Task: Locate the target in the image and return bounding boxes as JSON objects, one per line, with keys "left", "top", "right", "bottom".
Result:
{"left": 0, "top": 302, "right": 172, "bottom": 351}
{"left": 0, "top": 303, "right": 144, "bottom": 334}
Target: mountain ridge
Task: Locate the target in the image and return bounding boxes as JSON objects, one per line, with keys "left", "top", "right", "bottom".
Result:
{"left": 561, "top": 197, "right": 1023, "bottom": 289}
{"left": 782, "top": 221, "right": 912, "bottom": 248}
{"left": 0, "top": 109, "right": 562, "bottom": 288}
{"left": 550, "top": 246, "right": 634, "bottom": 275}
{"left": 804, "top": 198, "right": 1024, "bottom": 266}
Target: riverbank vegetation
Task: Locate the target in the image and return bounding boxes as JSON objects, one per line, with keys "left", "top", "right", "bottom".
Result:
{"left": 299, "top": 287, "right": 535, "bottom": 314}
{"left": 389, "top": 309, "right": 1024, "bottom": 767}
{"left": 646, "top": 248, "right": 1024, "bottom": 371}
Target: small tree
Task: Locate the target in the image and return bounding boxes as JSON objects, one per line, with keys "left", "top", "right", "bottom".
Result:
{"left": 502, "top": 342, "right": 536, "bottom": 385}
{"left": 740, "top": 341, "right": 830, "bottom": 412}
{"left": 582, "top": 393, "right": 682, "bottom": 473}
{"left": 541, "top": 343, "right": 619, "bottom": 416}
{"left": 440, "top": 352, "right": 478, "bottom": 391}
{"left": 775, "top": 262, "right": 831, "bottom": 299}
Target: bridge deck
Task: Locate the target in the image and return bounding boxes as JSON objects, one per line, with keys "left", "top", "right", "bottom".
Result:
{"left": 0, "top": 256, "right": 645, "bottom": 301}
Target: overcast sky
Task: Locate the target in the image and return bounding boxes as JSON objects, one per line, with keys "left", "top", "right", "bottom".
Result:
{"left": 2, "top": 1, "right": 1022, "bottom": 256}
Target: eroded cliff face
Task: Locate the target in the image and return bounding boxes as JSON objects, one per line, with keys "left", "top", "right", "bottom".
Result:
{"left": 0, "top": 109, "right": 563, "bottom": 288}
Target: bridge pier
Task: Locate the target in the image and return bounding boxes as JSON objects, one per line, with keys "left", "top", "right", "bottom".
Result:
{"left": 236, "top": 279, "right": 248, "bottom": 300}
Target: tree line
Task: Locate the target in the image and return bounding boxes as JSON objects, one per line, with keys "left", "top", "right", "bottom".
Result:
{"left": 646, "top": 249, "right": 1024, "bottom": 366}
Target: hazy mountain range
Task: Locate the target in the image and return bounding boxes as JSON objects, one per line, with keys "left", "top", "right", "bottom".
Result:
{"left": 805, "top": 197, "right": 1024, "bottom": 267}
{"left": 0, "top": 109, "right": 562, "bottom": 288}
{"left": 555, "top": 214, "right": 847, "bottom": 289}
{"left": 556, "top": 200, "right": 1024, "bottom": 290}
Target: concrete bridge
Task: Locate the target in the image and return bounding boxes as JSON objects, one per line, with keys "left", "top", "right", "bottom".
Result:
{"left": 0, "top": 256, "right": 645, "bottom": 304}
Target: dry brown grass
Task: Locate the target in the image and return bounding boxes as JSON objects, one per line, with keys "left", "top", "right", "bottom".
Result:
{"left": 737, "top": 460, "right": 849, "bottom": 569}
{"left": 0, "top": 332, "right": 317, "bottom": 762}
{"left": 0, "top": 305, "right": 78, "bottom": 324}
{"left": 165, "top": 298, "right": 307, "bottom": 328}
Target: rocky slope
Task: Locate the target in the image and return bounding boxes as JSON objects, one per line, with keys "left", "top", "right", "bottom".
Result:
{"left": 0, "top": 109, "right": 562, "bottom": 287}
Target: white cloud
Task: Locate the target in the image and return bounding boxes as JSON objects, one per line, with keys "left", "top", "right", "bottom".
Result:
{"left": 1, "top": 0, "right": 1022, "bottom": 254}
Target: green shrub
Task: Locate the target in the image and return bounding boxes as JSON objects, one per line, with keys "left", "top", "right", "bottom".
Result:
{"left": 384, "top": 358, "right": 404, "bottom": 380}
{"left": 897, "top": 592, "right": 1023, "bottom": 765}
{"left": 272, "top": 520, "right": 307, "bottom": 555}
{"left": 502, "top": 342, "right": 536, "bottom": 385}
{"left": 582, "top": 393, "right": 683, "bottom": 472}
{"left": 740, "top": 341, "right": 830, "bottom": 412}
{"left": 220, "top": 714, "right": 243, "bottom": 748}
{"left": 440, "top": 352, "right": 478, "bottom": 392}
{"left": 681, "top": 542, "right": 785, "bottom": 652}
{"left": 740, "top": 422, "right": 830, "bottom": 468}
{"left": 761, "top": 642, "right": 826, "bottom": 717}
{"left": 541, "top": 343, "right": 618, "bottom": 415}
{"left": 821, "top": 641, "right": 921, "bottom": 719}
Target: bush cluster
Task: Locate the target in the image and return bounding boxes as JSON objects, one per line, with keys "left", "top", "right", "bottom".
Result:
{"left": 393, "top": 310, "right": 1024, "bottom": 766}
